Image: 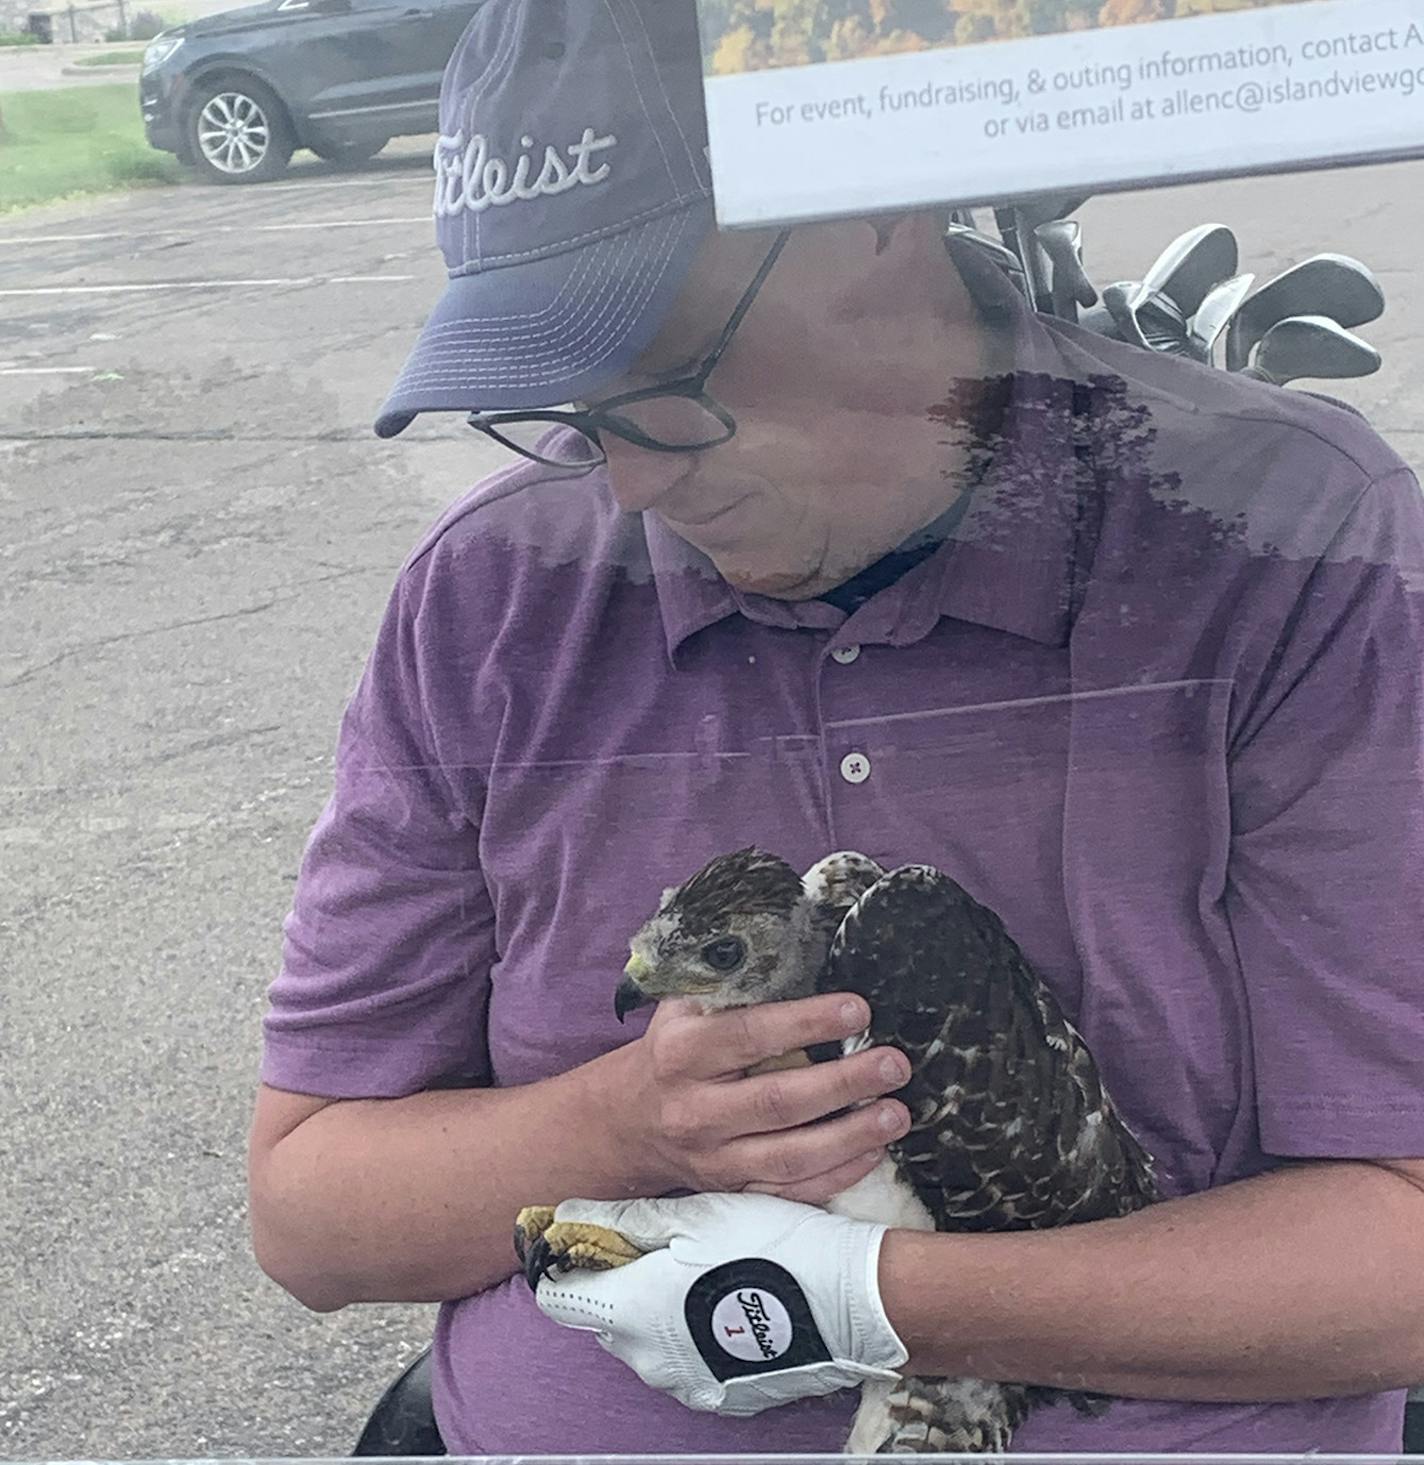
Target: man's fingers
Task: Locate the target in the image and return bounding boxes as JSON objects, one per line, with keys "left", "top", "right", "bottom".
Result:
{"left": 654, "top": 992, "right": 871, "bottom": 1078}
{"left": 723, "top": 1098, "right": 910, "bottom": 1188}
{"left": 729, "top": 1046, "right": 911, "bottom": 1135}
{"left": 746, "top": 1149, "right": 887, "bottom": 1207}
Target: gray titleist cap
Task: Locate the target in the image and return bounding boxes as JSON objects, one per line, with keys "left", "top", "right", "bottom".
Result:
{"left": 374, "top": 0, "right": 716, "bottom": 438}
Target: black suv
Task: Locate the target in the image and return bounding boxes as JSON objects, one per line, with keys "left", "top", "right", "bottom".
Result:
{"left": 141, "top": 0, "right": 485, "bottom": 184}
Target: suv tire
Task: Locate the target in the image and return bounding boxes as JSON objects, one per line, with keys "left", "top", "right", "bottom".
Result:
{"left": 186, "top": 75, "right": 295, "bottom": 185}
{"left": 310, "top": 136, "right": 389, "bottom": 167}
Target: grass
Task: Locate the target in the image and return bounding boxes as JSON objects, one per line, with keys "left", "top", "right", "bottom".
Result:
{"left": 0, "top": 84, "right": 182, "bottom": 213}
{"left": 74, "top": 49, "right": 148, "bottom": 65}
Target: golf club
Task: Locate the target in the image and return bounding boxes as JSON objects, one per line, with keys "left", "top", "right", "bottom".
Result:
{"left": 994, "top": 206, "right": 1052, "bottom": 314}
{"left": 1080, "top": 281, "right": 1146, "bottom": 342}
{"left": 1034, "top": 218, "right": 1099, "bottom": 323}
{"left": 1225, "top": 253, "right": 1385, "bottom": 371}
{"left": 1134, "top": 223, "right": 1239, "bottom": 320}
{"left": 1246, "top": 315, "right": 1382, "bottom": 386}
{"left": 1191, "top": 273, "right": 1257, "bottom": 364}
{"left": 1101, "top": 283, "right": 1153, "bottom": 349}
{"left": 1136, "top": 289, "right": 1196, "bottom": 354}
{"left": 945, "top": 222, "right": 1027, "bottom": 283}
{"left": 993, "top": 196, "right": 1090, "bottom": 315}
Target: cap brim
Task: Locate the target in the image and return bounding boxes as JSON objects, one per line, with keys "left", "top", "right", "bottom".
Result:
{"left": 375, "top": 201, "right": 714, "bottom": 438}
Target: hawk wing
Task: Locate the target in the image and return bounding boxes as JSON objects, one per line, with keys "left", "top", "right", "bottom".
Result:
{"left": 823, "top": 865, "right": 1159, "bottom": 1232}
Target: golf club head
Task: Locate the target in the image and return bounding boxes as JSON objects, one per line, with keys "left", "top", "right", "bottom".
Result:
{"left": 1081, "top": 280, "right": 1173, "bottom": 347}
{"left": 1100, "top": 283, "right": 1151, "bottom": 349}
{"left": 1095, "top": 282, "right": 1192, "bottom": 353}
{"left": 1137, "top": 223, "right": 1239, "bottom": 320}
{"left": 1191, "top": 273, "right": 1257, "bottom": 363}
{"left": 1077, "top": 301, "right": 1119, "bottom": 339}
{"left": 1135, "top": 289, "right": 1194, "bottom": 355}
{"left": 1225, "top": 253, "right": 1386, "bottom": 371}
{"left": 945, "top": 222, "right": 1027, "bottom": 283}
{"left": 994, "top": 197, "right": 1091, "bottom": 314}
{"left": 1247, "top": 315, "right": 1382, "bottom": 386}
{"left": 1034, "top": 219, "right": 1099, "bottom": 323}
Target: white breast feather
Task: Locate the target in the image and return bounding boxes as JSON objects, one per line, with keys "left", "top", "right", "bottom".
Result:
{"left": 827, "top": 1154, "right": 935, "bottom": 1231}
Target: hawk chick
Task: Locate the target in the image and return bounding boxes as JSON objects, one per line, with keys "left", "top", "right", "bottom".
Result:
{"left": 524, "top": 847, "right": 1159, "bottom": 1454}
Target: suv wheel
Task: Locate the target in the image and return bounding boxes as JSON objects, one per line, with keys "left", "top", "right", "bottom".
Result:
{"left": 310, "top": 136, "right": 389, "bottom": 167}
{"left": 187, "top": 77, "right": 294, "bottom": 185}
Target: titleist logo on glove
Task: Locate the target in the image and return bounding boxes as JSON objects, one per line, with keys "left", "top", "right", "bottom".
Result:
{"left": 721, "top": 1289, "right": 784, "bottom": 1360}
{"left": 686, "top": 1260, "right": 832, "bottom": 1381}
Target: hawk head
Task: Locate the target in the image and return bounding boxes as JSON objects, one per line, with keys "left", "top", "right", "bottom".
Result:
{"left": 616, "top": 848, "right": 828, "bottom": 1020}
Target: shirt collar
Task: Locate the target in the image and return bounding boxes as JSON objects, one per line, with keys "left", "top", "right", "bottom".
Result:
{"left": 644, "top": 515, "right": 844, "bottom": 661}
{"left": 644, "top": 239, "right": 1099, "bottom": 662}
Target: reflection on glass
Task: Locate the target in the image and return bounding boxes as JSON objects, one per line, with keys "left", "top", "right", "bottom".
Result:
{"left": 3, "top": 0, "right": 1421, "bottom": 1459}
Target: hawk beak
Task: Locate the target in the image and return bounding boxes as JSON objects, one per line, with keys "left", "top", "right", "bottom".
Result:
{"left": 615, "top": 955, "right": 653, "bottom": 1024}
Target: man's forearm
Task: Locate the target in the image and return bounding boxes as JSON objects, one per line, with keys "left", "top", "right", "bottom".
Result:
{"left": 879, "top": 1159, "right": 1424, "bottom": 1400}
{"left": 253, "top": 1048, "right": 650, "bottom": 1310}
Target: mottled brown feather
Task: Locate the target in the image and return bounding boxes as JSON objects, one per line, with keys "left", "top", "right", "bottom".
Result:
{"left": 662, "top": 847, "right": 805, "bottom": 942}
{"left": 819, "top": 863, "right": 1160, "bottom": 1448}
{"left": 823, "top": 865, "right": 1158, "bottom": 1231}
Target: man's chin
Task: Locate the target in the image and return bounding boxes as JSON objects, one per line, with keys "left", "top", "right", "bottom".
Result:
{"left": 723, "top": 563, "right": 835, "bottom": 600}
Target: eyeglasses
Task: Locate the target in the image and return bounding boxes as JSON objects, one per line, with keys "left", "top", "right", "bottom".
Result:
{"left": 466, "top": 230, "right": 791, "bottom": 472}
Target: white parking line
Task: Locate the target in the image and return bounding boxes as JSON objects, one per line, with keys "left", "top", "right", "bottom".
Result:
{"left": 0, "top": 217, "right": 429, "bottom": 246}
{"left": 261, "top": 174, "right": 429, "bottom": 192}
{"left": 0, "top": 274, "right": 416, "bottom": 297}
{"left": 0, "top": 366, "right": 95, "bottom": 375}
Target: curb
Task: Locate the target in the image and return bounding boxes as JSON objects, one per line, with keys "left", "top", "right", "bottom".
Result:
{"left": 59, "top": 63, "right": 142, "bottom": 75}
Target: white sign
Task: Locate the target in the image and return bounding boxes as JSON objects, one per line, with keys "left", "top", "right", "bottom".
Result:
{"left": 695, "top": 0, "right": 1424, "bottom": 227}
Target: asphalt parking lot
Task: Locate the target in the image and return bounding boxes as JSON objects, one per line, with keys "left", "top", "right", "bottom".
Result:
{"left": 2, "top": 150, "right": 1422, "bottom": 1460}
{"left": 0, "top": 147, "right": 515, "bottom": 1461}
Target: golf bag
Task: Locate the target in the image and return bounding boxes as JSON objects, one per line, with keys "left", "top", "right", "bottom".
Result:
{"left": 954, "top": 197, "right": 1386, "bottom": 387}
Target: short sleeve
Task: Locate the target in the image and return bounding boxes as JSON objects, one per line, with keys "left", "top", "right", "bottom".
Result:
{"left": 1227, "top": 467, "right": 1424, "bottom": 1159}
{"left": 261, "top": 563, "right": 494, "bottom": 1100}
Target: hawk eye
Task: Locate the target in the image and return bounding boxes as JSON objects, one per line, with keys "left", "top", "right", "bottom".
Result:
{"left": 701, "top": 937, "right": 746, "bottom": 973}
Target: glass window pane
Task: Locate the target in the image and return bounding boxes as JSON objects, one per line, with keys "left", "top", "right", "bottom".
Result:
{"left": 5, "top": 0, "right": 1421, "bottom": 1456}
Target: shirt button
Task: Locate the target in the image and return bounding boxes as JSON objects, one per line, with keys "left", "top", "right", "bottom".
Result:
{"left": 840, "top": 752, "right": 871, "bottom": 785}
{"left": 831, "top": 644, "right": 862, "bottom": 665}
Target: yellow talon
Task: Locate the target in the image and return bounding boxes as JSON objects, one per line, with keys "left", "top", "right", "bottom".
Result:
{"left": 539, "top": 1220, "right": 644, "bottom": 1270}
{"left": 514, "top": 1207, "right": 644, "bottom": 1285}
{"left": 515, "top": 1205, "right": 557, "bottom": 1244}
{"left": 513, "top": 1205, "right": 556, "bottom": 1271}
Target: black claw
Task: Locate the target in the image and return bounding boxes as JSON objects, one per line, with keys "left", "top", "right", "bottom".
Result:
{"left": 524, "top": 1235, "right": 560, "bottom": 1290}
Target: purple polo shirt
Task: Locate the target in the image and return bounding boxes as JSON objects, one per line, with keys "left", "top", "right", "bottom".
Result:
{"left": 264, "top": 263, "right": 1424, "bottom": 1454}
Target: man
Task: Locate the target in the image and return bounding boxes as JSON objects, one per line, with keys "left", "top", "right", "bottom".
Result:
{"left": 247, "top": 0, "right": 1424, "bottom": 1455}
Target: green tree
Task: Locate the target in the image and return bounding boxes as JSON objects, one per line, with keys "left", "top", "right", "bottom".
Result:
{"left": 767, "top": 0, "right": 824, "bottom": 65}
{"left": 952, "top": 0, "right": 1037, "bottom": 40}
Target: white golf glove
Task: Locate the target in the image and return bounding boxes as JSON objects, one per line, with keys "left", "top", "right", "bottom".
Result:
{"left": 530, "top": 1192, "right": 909, "bottom": 1416}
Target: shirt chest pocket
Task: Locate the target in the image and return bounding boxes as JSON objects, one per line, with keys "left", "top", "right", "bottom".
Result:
{"left": 477, "top": 743, "right": 842, "bottom": 1083}
{"left": 823, "top": 679, "right": 1231, "bottom": 1033}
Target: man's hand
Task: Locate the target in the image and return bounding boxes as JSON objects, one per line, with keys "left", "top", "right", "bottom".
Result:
{"left": 531, "top": 1193, "right": 908, "bottom": 1416}
{"left": 608, "top": 994, "right": 912, "bottom": 1204}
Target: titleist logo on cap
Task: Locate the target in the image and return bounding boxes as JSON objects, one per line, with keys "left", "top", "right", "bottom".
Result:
{"left": 433, "top": 128, "right": 618, "bottom": 218}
